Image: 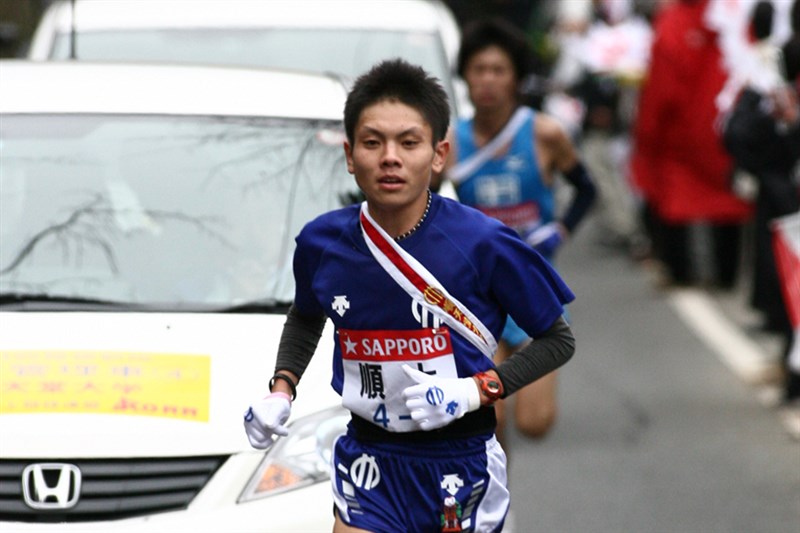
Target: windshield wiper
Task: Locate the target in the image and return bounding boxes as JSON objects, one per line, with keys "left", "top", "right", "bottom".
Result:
{"left": 217, "top": 298, "right": 291, "bottom": 314}
{"left": 0, "top": 292, "right": 293, "bottom": 313}
{"left": 0, "top": 292, "right": 142, "bottom": 311}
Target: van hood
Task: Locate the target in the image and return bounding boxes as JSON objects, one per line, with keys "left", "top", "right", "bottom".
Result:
{"left": 0, "top": 312, "right": 340, "bottom": 458}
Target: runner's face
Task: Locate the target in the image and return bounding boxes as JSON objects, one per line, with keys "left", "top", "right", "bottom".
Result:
{"left": 345, "top": 100, "right": 447, "bottom": 212}
{"left": 464, "top": 45, "right": 518, "bottom": 111}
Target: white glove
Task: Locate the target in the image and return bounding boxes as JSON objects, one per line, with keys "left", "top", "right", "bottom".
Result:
{"left": 524, "top": 222, "right": 564, "bottom": 257}
{"left": 401, "top": 365, "right": 481, "bottom": 431}
{"left": 243, "top": 392, "right": 292, "bottom": 449}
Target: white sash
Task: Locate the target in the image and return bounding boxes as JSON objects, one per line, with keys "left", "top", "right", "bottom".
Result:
{"left": 359, "top": 203, "right": 497, "bottom": 360}
{"left": 449, "top": 106, "right": 533, "bottom": 185}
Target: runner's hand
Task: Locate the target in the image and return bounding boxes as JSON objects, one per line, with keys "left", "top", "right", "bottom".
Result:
{"left": 525, "top": 222, "right": 564, "bottom": 257}
{"left": 401, "top": 365, "right": 481, "bottom": 431}
{"left": 243, "top": 392, "right": 291, "bottom": 449}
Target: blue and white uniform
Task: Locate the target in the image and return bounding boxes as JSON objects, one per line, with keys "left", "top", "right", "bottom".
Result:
{"left": 292, "top": 193, "right": 573, "bottom": 532}
{"left": 455, "top": 107, "right": 560, "bottom": 347}
{"left": 454, "top": 107, "right": 554, "bottom": 246}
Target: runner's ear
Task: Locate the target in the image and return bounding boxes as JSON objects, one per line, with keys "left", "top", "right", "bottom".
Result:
{"left": 432, "top": 139, "right": 450, "bottom": 174}
{"left": 344, "top": 141, "right": 356, "bottom": 175}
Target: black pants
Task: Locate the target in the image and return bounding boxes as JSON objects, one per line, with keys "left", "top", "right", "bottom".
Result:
{"left": 751, "top": 173, "right": 799, "bottom": 333}
{"left": 643, "top": 204, "right": 742, "bottom": 288}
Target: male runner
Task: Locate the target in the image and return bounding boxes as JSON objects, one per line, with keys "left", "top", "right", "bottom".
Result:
{"left": 244, "top": 59, "right": 576, "bottom": 533}
{"left": 438, "top": 19, "right": 596, "bottom": 441}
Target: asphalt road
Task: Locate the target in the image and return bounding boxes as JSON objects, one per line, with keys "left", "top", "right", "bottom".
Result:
{"left": 503, "top": 219, "right": 800, "bottom": 533}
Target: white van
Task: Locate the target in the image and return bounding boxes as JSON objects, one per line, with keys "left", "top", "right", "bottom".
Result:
{"left": 27, "top": 0, "right": 466, "bottom": 118}
{"left": 0, "top": 60, "right": 356, "bottom": 532}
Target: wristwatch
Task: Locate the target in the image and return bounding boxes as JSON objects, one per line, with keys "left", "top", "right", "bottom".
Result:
{"left": 474, "top": 372, "right": 504, "bottom": 403}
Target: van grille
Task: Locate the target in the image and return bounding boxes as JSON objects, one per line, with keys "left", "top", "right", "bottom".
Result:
{"left": 0, "top": 456, "right": 228, "bottom": 522}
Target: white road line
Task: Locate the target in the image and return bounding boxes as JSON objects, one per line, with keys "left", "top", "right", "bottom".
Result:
{"left": 669, "top": 289, "right": 800, "bottom": 441}
{"left": 667, "top": 289, "right": 775, "bottom": 383}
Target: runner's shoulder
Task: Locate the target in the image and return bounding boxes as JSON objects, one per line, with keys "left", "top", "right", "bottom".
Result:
{"left": 433, "top": 195, "right": 510, "bottom": 240}
{"left": 297, "top": 204, "right": 360, "bottom": 246}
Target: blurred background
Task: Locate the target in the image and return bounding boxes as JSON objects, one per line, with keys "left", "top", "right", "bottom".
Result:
{"left": 1, "top": 1, "right": 798, "bottom": 531}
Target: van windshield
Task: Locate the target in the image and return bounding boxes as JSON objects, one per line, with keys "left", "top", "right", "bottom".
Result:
{"left": 0, "top": 114, "right": 355, "bottom": 308}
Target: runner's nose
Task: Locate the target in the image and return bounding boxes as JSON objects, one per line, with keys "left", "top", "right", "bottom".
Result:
{"left": 381, "top": 141, "right": 402, "bottom": 167}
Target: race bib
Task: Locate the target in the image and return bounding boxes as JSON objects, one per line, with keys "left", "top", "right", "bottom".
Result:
{"left": 339, "top": 327, "right": 457, "bottom": 432}
{"left": 478, "top": 200, "right": 541, "bottom": 233}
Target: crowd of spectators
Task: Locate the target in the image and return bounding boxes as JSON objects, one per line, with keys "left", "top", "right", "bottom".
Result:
{"left": 444, "top": 0, "right": 799, "bottom": 406}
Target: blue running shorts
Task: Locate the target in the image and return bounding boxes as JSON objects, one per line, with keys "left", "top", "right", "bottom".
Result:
{"left": 502, "top": 310, "right": 570, "bottom": 348}
{"left": 500, "top": 315, "right": 529, "bottom": 348}
{"left": 331, "top": 431, "right": 509, "bottom": 532}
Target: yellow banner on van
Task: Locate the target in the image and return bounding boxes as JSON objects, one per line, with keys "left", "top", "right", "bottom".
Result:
{"left": 0, "top": 350, "right": 210, "bottom": 422}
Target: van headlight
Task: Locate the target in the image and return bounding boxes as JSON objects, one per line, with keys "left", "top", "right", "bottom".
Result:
{"left": 238, "top": 405, "right": 349, "bottom": 501}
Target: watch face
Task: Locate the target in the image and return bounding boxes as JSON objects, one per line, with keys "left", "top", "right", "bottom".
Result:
{"left": 480, "top": 375, "right": 502, "bottom": 398}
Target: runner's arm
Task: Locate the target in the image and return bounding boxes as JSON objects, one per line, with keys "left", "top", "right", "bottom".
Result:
{"left": 493, "top": 315, "right": 575, "bottom": 397}
{"left": 538, "top": 114, "right": 597, "bottom": 235}
{"left": 559, "top": 161, "right": 597, "bottom": 233}
{"left": 272, "top": 304, "right": 327, "bottom": 391}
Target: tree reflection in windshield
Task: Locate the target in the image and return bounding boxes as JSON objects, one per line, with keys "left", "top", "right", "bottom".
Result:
{"left": 1, "top": 193, "right": 235, "bottom": 276}
{"left": 0, "top": 114, "right": 353, "bottom": 307}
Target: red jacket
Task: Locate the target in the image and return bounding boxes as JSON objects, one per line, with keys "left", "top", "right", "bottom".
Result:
{"left": 630, "top": 0, "right": 752, "bottom": 223}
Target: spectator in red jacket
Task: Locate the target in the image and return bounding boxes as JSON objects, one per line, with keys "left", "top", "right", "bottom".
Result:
{"left": 630, "top": 0, "right": 753, "bottom": 288}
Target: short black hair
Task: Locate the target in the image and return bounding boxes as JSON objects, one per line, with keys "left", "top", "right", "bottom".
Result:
{"left": 457, "top": 18, "right": 532, "bottom": 81}
{"left": 343, "top": 58, "right": 450, "bottom": 145}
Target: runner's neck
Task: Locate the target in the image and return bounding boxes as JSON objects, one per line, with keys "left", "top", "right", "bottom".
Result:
{"left": 472, "top": 105, "right": 519, "bottom": 146}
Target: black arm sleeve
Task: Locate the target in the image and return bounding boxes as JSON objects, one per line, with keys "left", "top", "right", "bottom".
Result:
{"left": 494, "top": 316, "right": 575, "bottom": 397}
{"left": 274, "top": 304, "right": 327, "bottom": 382}
{"left": 560, "top": 161, "right": 597, "bottom": 233}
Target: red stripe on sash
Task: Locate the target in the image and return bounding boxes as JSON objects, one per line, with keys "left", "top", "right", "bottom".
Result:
{"left": 360, "top": 210, "right": 487, "bottom": 344}
{"left": 360, "top": 211, "right": 430, "bottom": 294}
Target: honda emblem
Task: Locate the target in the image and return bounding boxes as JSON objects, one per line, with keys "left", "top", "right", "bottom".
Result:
{"left": 21, "top": 463, "right": 81, "bottom": 510}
